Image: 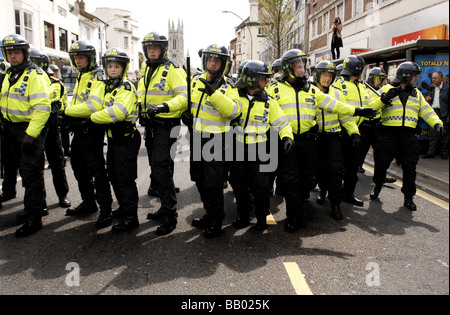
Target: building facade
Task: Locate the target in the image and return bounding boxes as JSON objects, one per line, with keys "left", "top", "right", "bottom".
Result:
{"left": 168, "top": 19, "right": 185, "bottom": 67}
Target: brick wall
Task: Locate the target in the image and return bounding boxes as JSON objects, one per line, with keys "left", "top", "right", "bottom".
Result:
{"left": 344, "top": 0, "right": 353, "bottom": 21}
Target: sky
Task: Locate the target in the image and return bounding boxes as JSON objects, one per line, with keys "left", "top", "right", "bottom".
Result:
{"left": 74, "top": 0, "right": 251, "bottom": 68}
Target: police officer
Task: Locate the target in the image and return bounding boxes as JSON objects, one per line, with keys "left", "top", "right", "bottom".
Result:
{"left": 271, "top": 58, "right": 283, "bottom": 82}
{"left": 138, "top": 32, "right": 188, "bottom": 236}
{"left": 188, "top": 44, "right": 241, "bottom": 238}
{"left": 269, "top": 49, "right": 377, "bottom": 233}
{"left": 30, "top": 49, "right": 71, "bottom": 209}
{"left": 333, "top": 55, "right": 378, "bottom": 207}
{"left": 0, "top": 34, "right": 51, "bottom": 237}
{"left": 0, "top": 52, "right": 8, "bottom": 210}
{"left": 230, "top": 60, "right": 293, "bottom": 230}
{"left": 50, "top": 64, "right": 71, "bottom": 157}
{"left": 90, "top": 48, "right": 141, "bottom": 233}
{"left": 369, "top": 62, "right": 443, "bottom": 211}
{"left": 313, "top": 60, "right": 360, "bottom": 220}
{"left": 64, "top": 41, "right": 113, "bottom": 228}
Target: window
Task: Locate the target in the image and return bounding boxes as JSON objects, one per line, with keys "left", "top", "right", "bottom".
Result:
{"left": 44, "top": 21, "right": 55, "bottom": 49}
{"left": 124, "top": 36, "right": 129, "bottom": 49}
{"left": 312, "top": 19, "right": 317, "bottom": 37}
{"left": 71, "top": 33, "right": 78, "bottom": 44}
{"left": 124, "top": 21, "right": 128, "bottom": 29}
{"left": 323, "top": 12, "right": 329, "bottom": 33}
{"left": 355, "top": 0, "right": 363, "bottom": 16}
{"left": 59, "top": 28, "right": 68, "bottom": 52}
{"left": 336, "top": 3, "right": 344, "bottom": 21}
{"left": 15, "top": 9, "right": 33, "bottom": 45}
{"left": 173, "top": 39, "right": 177, "bottom": 50}
{"left": 84, "top": 27, "right": 91, "bottom": 41}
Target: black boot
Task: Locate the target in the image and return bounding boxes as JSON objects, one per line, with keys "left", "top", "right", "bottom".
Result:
{"left": 370, "top": 186, "right": 382, "bottom": 200}
{"left": 316, "top": 190, "right": 327, "bottom": 205}
{"left": 191, "top": 216, "right": 210, "bottom": 229}
{"left": 66, "top": 202, "right": 98, "bottom": 216}
{"left": 111, "top": 218, "right": 139, "bottom": 233}
{"left": 156, "top": 214, "right": 177, "bottom": 236}
{"left": 253, "top": 217, "right": 267, "bottom": 231}
{"left": 15, "top": 219, "right": 42, "bottom": 238}
{"left": 96, "top": 214, "right": 112, "bottom": 229}
{"left": 284, "top": 217, "right": 301, "bottom": 233}
{"left": 204, "top": 221, "right": 222, "bottom": 238}
{"left": 111, "top": 207, "right": 125, "bottom": 218}
{"left": 146, "top": 208, "right": 164, "bottom": 220}
{"left": 331, "top": 203, "right": 343, "bottom": 221}
{"left": 404, "top": 196, "right": 417, "bottom": 211}
{"left": 342, "top": 194, "right": 364, "bottom": 207}
{"left": 59, "top": 197, "right": 72, "bottom": 208}
{"left": 232, "top": 216, "right": 250, "bottom": 229}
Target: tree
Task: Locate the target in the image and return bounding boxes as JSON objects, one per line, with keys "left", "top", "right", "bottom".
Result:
{"left": 258, "top": 0, "right": 298, "bottom": 63}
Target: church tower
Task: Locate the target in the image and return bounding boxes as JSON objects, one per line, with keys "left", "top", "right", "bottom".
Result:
{"left": 168, "top": 19, "right": 185, "bottom": 66}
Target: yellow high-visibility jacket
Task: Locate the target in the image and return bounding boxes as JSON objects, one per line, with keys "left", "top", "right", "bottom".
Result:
{"left": 236, "top": 91, "right": 293, "bottom": 144}
{"left": 191, "top": 73, "right": 241, "bottom": 134}
{"left": 316, "top": 85, "right": 360, "bottom": 136}
{"left": 0, "top": 64, "right": 51, "bottom": 138}
{"left": 90, "top": 80, "right": 139, "bottom": 138}
{"left": 269, "top": 80, "right": 366, "bottom": 135}
{"left": 49, "top": 76, "right": 69, "bottom": 112}
{"left": 373, "top": 84, "right": 443, "bottom": 129}
{"left": 333, "top": 77, "right": 379, "bottom": 125}
{"left": 137, "top": 61, "right": 188, "bottom": 119}
{"left": 65, "top": 69, "right": 104, "bottom": 118}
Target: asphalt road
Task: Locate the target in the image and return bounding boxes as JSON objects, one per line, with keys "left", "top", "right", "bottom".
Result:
{"left": 0, "top": 126, "right": 448, "bottom": 296}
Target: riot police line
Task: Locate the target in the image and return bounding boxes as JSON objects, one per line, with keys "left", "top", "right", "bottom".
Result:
{"left": 0, "top": 32, "right": 444, "bottom": 239}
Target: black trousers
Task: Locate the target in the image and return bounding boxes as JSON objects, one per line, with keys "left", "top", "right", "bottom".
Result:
{"left": 107, "top": 129, "right": 141, "bottom": 221}
{"left": 316, "top": 132, "right": 344, "bottom": 205}
{"left": 44, "top": 116, "right": 69, "bottom": 199}
{"left": 356, "top": 120, "right": 380, "bottom": 168}
{"left": 279, "top": 133, "right": 317, "bottom": 219}
{"left": 145, "top": 118, "right": 179, "bottom": 216}
{"left": 373, "top": 128, "right": 419, "bottom": 197}
{"left": 190, "top": 133, "right": 226, "bottom": 222}
{"left": 229, "top": 152, "right": 271, "bottom": 220}
{"left": 340, "top": 131, "right": 360, "bottom": 197}
{"left": 2, "top": 122, "right": 47, "bottom": 220}
{"left": 70, "top": 126, "right": 112, "bottom": 214}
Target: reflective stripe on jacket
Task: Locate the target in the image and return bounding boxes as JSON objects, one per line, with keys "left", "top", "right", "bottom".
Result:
{"left": 0, "top": 66, "right": 51, "bottom": 138}
{"left": 191, "top": 73, "right": 241, "bottom": 134}
{"left": 137, "top": 61, "right": 188, "bottom": 119}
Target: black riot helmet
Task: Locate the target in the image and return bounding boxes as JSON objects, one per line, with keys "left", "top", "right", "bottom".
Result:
{"left": 142, "top": 32, "right": 168, "bottom": 64}
{"left": 0, "top": 34, "right": 30, "bottom": 65}
{"left": 281, "top": 49, "right": 308, "bottom": 80}
{"left": 271, "top": 58, "right": 282, "bottom": 73}
{"left": 235, "top": 60, "right": 272, "bottom": 90}
{"left": 340, "top": 55, "right": 365, "bottom": 77}
{"left": 237, "top": 60, "right": 250, "bottom": 78}
{"left": 69, "top": 40, "right": 97, "bottom": 72}
{"left": 336, "top": 64, "right": 344, "bottom": 76}
{"left": 202, "top": 44, "right": 230, "bottom": 78}
{"left": 30, "top": 49, "right": 50, "bottom": 71}
{"left": 392, "top": 62, "right": 422, "bottom": 85}
{"left": 313, "top": 60, "right": 336, "bottom": 87}
{"left": 102, "top": 47, "right": 130, "bottom": 80}
{"left": 367, "top": 67, "right": 387, "bottom": 88}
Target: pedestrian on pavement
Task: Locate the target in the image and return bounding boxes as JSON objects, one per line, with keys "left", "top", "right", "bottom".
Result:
{"left": 333, "top": 55, "right": 380, "bottom": 208}
{"left": 30, "top": 49, "right": 72, "bottom": 210}
{"left": 369, "top": 62, "right": 444, "bottom": 211}
{"left": 188, "top": 44, "right": 241, "bottom": 238}
{"left": 331, "top": 17, "right": 343, "bottom": 60}
{"left": 268, "top": 49, "right": 378, "bottom": 233}
{"left": 64, "top": 41, "right": 113, "bottom": 228}
{"left": 313, "top": 60, "right": 360, "bottom": 221}
{"left": 90, "top": 48, "right": 142, "bottom": 233}
{"left": 0, "top": 34, "right": 51, "bottom": 237}
{"left": 138, "top": 32, "right": 188, "bottom": 236}
{"left": 230, "top": 60, "right": 293, "bottom": 231}
{"left": 424, "top": 71, "right": 449, "bottom": 159}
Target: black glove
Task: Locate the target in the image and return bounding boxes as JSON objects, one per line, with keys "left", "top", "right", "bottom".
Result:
{"left": 380, "top": 86, "right": 402, "bottom": 104}
{"left": 351, "top": 133, "right": 361, "bottom": 149}
{"left": 282, "top": 137, "right": 294, "bottom": 154}
{"left": 435, "top": 124, "right": 444, "bottom": 137}
{"left": 21, "top": 134, "right": 36, "bottom": 154}
{"left": 181, "top": 110, "right": 194, "bottom": 127}
{"left": 147, "top": 103, "right": 170, "bottom": 117}
{"left": 198, "top": 77, "right": 225, "bottom": 96}
{"left": 354, "top": 107, "right": 377, "bottom": 119}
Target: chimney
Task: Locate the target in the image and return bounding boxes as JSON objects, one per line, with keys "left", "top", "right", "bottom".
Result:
{"left": 79, "top": 0, "right": 86, "bottom": 12}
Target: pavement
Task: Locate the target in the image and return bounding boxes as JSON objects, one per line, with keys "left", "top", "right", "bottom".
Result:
{"left": 364, "top": 149, "right": 449, "bottom": 202}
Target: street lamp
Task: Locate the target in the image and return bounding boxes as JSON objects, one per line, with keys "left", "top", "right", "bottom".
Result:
{"left": 222, "top": 10, "right": 253, "bottom": 60}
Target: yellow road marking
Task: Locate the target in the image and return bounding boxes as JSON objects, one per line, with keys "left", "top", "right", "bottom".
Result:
{"left": 283, "top": 262, "right": 313, "bottom": 295}
{"left": 363, "top": 165, "right": 449, "bottom": 211}
{"left": 266, "top": 212, "right": 277, "bottom": 225}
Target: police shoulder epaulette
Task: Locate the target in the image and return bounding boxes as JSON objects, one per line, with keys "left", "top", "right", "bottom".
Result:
{"left": 123, "top": 81, "right": 132, "bottom": 91}
{"left": 166, "top": 60, "right": 179, "bottom": 68}
{"left": 30, "top": 64, "right": 43, "bottom": 75}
